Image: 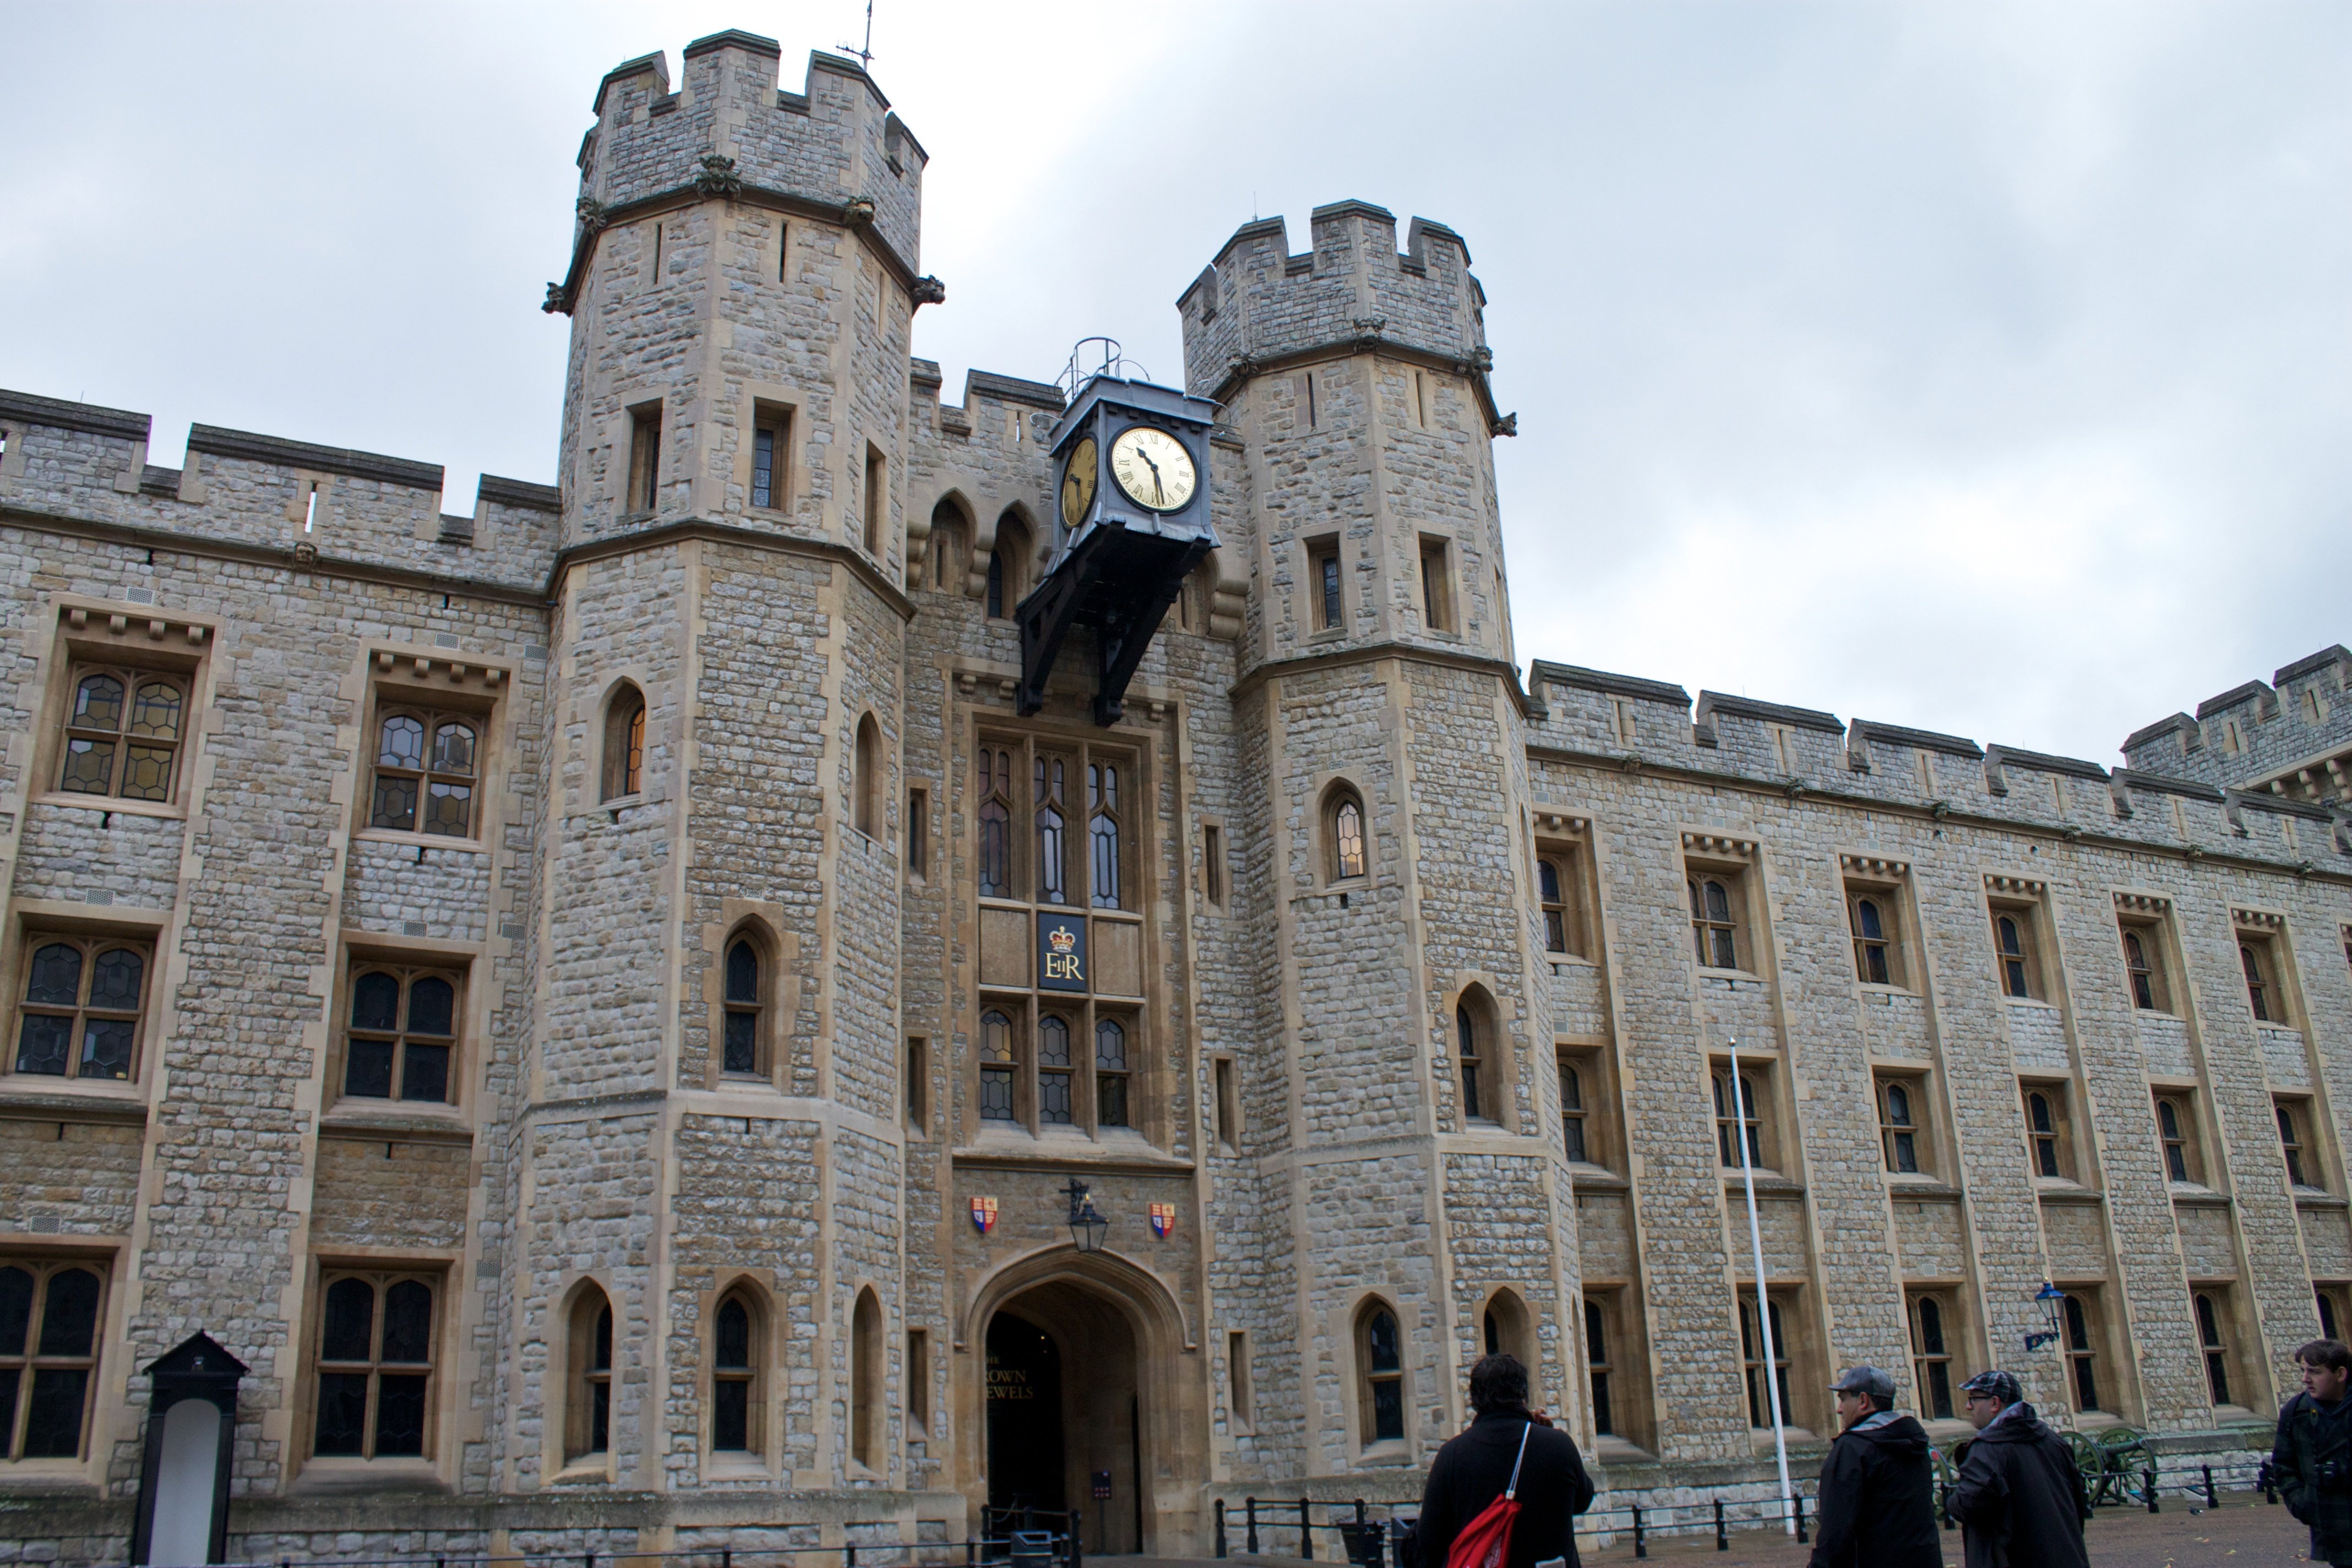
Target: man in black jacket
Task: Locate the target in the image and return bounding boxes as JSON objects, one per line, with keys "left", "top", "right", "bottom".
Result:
{"left": 1947, "top": 1369, "right": 2089, "bottom": 1568}
{"left": 1415, "top": 1354, "right": 1595, "bottom": 1568}
{"left": 1806, "top": 1365, "right": 1939, "bottom": 1568}
{"left": 2271, "top": 1337, "right": 2352, "bottom": 1565}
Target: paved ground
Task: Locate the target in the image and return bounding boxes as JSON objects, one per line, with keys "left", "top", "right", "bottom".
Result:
{"left": 1570, "top": 1493, "right": 2313, "bottom": 1564}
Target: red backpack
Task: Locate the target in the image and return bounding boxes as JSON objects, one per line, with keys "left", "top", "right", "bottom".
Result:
{"left": 1444, "top": 1424, "right": 1534, "bottom": 1568}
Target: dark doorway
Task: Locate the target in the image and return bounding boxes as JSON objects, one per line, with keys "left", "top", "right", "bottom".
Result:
{"left": 986, "top": 1311, "right": 1065, "bottom": 1513}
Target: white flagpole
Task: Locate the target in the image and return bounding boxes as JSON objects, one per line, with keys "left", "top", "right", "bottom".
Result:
{"left": 1728, "top": 1036, "right": 1796, "bottom": 1534}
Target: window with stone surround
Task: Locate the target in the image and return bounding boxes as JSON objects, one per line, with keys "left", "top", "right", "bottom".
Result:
{"left": 1418, "top": 536, "right": 1455, "bottom": 633}
{"left": 1905, "top": 1291, "right": 1956, "bottom": 1420}
{"left": 1537, "top": 840, "right": 1591, "bottom": 959}
{"left": 2277, "top": 1097, "right": 2325, "bottom": 1191}
{"left": 2154, "top": 1092, "right": 2204, "bottom": 1185}
{"left": 1557, "top": 1044, "right": 1623, "bottom": 1171}
{"left": 928, "top": 498, "right": 966, "bottom": 591}
{"left": 0, "top": 1259, "right": 105, "bottom": 1460}
{"left": 2193, "top": 1288, "right": 2244, "bottom": 1410}
{"left": 1688, "top": 872, "right": 1743, "bottom": 971}
{"left": 1308, "top": 536, "right": 1342, "bottom": 631}
{"left": 564, "top": 1284, "right": 614, "bottom": 1466}
{"left": 1201, "top": 821, "right": 1226, "bottom": 910}
{"left": 710, "top": 1286, "right": 762, "bottom": 1456}
{"left": 853, "top": 714, "right": 884, "bottom": 841}
{"left": 905, "top": 1037, "right": 928, "bottom": 1135}
{"left": 1712, "top": 1063, "right": 1774, "bottom": 1172}
{"left": 720, "top": 930, "right": 769, "bottom": 1078}
{"left": 56, "top": 665, "right": 188, "bottom": 803}
{"left": 368, "top": 704, "right": 481, "bottom": 838}
{"left": 338, "top": 961, "right": 461, "bottom": 1105}
{"left": 2022, "top": 1081, "right": 2080, "bottom": 1183}
{"left": 850, "top": 1287, "right": 884, "bottom": 1472}
{"left": 750, "top": 405, "right": 793, "bottom": 513}
{"left": 1876, "top": 1075, "right": 1929, "bottom": 1177}
{"left": 1482, "top": 1288, "right": 1537, "bottom": 1374}
{"left": 1226, "top": 1330, "right": 1253, "bottom": 1431}
{"left": 2317, "top": 1285, "right": 2349, "bottom": 1343}
{"left": 906, "top": 1327, "right": 932, "bottom": 1440}
{"left": 1213, "top": 1055, "right": 1240, "bottom": 1153}
{"left": 626, "top": 402, "right": 661, "bottom": 515}
{"left": 987, "top": 512, "right": 1030, "bottom": 620}
{"left": 1327, "top": 787, "right": 1368, "bottom": 883}
{"left": 1355, "top": 1300, "right": 1406, "bottom": 1447}
{"left": 862, "top": 444, "right": 886, "bottom": 557}
{"left": 972, "top": 732, "right": 1147, "bottom": 1141}
{"left": 1845, "top": 884, "right": 1907, "bottom": 988}
{"left": 312, "top": 1269, "right": 437, "bottom": 1462}
{"left": 2061, "top": 1290, "right": 2108, "bottom": 1415}
{"left": 601, "top": 683, "right": 645, "bottom": 802}
{"left": 1989, "top": 904, "right": 2045, "bottom": 1000}
{"left": 907, "top": 787, "right": 929, "bottom": 878}
{"left": 2240, "top": 934, "right": 2286, "bottom": 1026}
{"left": 1584, "top": 1297, "right": 1616, "bottom": 1437}
{"left": 1739, "top": 1293, "right": 1796, "bottom": 1431}
{"left": 2120, "top": 924, "right": 2168, "bottom": 1012}
{"left": 12, "top": 932, "right": 151, "bottom": 1083}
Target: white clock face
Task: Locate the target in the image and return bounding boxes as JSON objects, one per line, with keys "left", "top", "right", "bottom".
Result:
{"left": 1108, "top": 426, "right": 1197, "bottom": 513}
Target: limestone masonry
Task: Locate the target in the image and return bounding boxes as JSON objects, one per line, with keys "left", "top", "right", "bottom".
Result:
{"left": 1, "top": 28, "right": 2348, "bottom": 1563}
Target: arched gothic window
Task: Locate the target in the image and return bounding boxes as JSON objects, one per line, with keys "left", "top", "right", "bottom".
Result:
{"left": 929, "top": 498, "right": 965, "bottom": 591}
{"left": 1996, "top": 916, "right": 2032, "bottom": 998}
{"left": 1852, "top": 897, "right": 1890, "bottom": 984}
{"left": 978, "top": 1010, "right": 1016, "bottom": 1122}
{"left": 1357, "top": 1303, "right": 1404, "bottom": 1444}
{"left": 602, "top": 684, "right": 645, "bottom": 801}
{"left": 854, "top": 716, "right": 883, "bottom": 839}
{"left": 1088, "top": 762, "right": 1122, "bottom": 909}
{"left": 2062, "top": 1295, "right": 2100, "bottom": 1411}
{"left": 2124, "top": 931, "right": 2156, "bottom": 1009}
{"left": 1538, "top": 859, "right": 1567, "bottom": 953}
{"left": 1456, "top": 1003, "right": 1485, "bottom": 1122}
{"left": 567, "top": 1286, "right": 614, "bottom": 1462}
{"left": 1037, "top": 1014, "right": 1074, "bottom": 1125}
{"left": 851, "top": 1288, "right": 884, "bottom": 1471}
{"left": 723, "top": 935, "right": 763, "bottom": 1075}
{"left": 344, "top": 966, "right": 457, "bottom": 1103}
{"left": 1095, "top": 1019, "right": 1129, "bottom": 1128}
{"left": 2241, "top": 944, "right": 2272, "bottom": 1022}
{"left": 0, "top": 1262, "right": 104, "bottom": 1460}
{"left": 977, "top": 747, "right": 1014, "bottom": 898}
{"left": 315, "top": 1273, "right": 434, "bottom": 1459}
{"left": 1035, "top": 755, "right": 1068, "bottom": 905}
{"left": 1330, "top": 791, "right": 1366, "bottom": 881}
{"left": 1713, "top": 1072, "right": 1762, "bottom": 1168}
{"left": 1880, "top": 1082, "right": 1918, "bottom": 1173}
{"left": 713, "top": 1289, "right": 759, "bottom": 1453}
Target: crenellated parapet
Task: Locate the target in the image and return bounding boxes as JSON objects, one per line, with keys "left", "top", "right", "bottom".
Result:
{"left": 2123, "top": 645, "right": 2352, "bottom": 809}
{"left": 1177, "top": 201, "right": 1511, "bottom": 434}
{"left": 0, "top": 386, "right": 558, "bottom": 590}
{"left": 548, "top": 32, "right": 928, "bottom": 313}
{"left": 1527, "top": 657, "right": 2352, "bottom": 863}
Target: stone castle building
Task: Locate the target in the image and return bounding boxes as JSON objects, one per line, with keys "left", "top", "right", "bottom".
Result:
{"left": 1, "top": 28, "right": 2349, "bottom": 1561}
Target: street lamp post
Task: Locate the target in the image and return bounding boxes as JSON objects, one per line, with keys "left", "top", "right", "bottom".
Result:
{"left": 2024, "top": 1282, "right": 2067, "bottom": 1352}
{"left": 1064, "top": 1177, "right": 1109, "bottom": 1253}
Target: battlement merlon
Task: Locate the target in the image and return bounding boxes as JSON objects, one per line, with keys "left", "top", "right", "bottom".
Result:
{"left": 2120, "top": 644, "right": 2352, "bottom": 793}
{"left": 1177, "top": 201, "right": 1513, "bottom": 436}
{"left": 0, "top": 388, "right": 558, "bottom": 587}
{"left": 552, "top": 34, "right": 928, "bottom": 312}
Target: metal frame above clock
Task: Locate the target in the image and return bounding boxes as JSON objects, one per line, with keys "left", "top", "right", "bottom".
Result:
{"left": 1015, "top": 374, "right": 1221, "bottom": 724}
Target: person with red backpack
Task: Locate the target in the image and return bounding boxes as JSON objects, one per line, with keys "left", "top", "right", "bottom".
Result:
{"left": 1414, "top": 1353, "right": 1596, "bottom": 1568}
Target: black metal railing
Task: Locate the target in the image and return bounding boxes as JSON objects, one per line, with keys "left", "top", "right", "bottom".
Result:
{"left": 1216, "top": 1489, "right": 1821, "bottom": 1562}
{"left": 192, "top": 1535, "right": 1079, "bottom": 1568}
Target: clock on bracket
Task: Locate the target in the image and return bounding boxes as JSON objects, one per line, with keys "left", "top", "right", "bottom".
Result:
{"left": 1059, "top": 436, "right": 1098, "bottom": 532}
{"left": 1107, "top": 425, "right": 1197, "bottom": 513}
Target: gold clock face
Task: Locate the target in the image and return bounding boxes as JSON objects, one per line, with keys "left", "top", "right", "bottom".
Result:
{"left": 1060, "top": 437, "right": 1098, "bottom": 531}
{"left": 1108, "top": 426, "right": 1197, "bottom": 513}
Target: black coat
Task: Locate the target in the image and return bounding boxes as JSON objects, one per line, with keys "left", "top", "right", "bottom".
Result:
{"left": 2272, "top": 1391, "right": 2352, "bottom": 1564}
{"left": 1805, "top": 1412, "right": 1940, "bottom": 1568}
{"left": 1946, "top": 1405, "right": 2089, "bottom": 1568}
{"left": 1415, "top": 1410, "right": 1596, "bottom": 1568}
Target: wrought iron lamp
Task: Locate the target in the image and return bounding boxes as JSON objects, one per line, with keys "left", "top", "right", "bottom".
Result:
{"left": 2024, "top": 1281, "right": 2067, "bottom": 1352}
{"left": 1064, "top": 1177, "right": 1109, "bottom": 1254}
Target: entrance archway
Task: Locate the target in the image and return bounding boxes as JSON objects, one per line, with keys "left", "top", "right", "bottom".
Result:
{"left": 966, "top": 1248, "right": 1196, "bottom": 1556}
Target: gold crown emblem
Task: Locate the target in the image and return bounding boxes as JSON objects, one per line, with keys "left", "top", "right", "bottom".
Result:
{"left": 1048, "top": 925, "right": 1077, "bottom": 953}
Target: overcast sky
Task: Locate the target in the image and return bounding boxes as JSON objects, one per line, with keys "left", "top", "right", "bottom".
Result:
{"left": 3, "top": 2, "right": 2344, "bottom": 765}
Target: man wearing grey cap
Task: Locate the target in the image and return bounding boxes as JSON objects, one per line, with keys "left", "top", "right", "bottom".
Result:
{"left": 1806, "top": 1365, "right": 1939, "bottom": 1568}
{"left": 1948, "top": 1369, "right": 2089, "bottom": 1568}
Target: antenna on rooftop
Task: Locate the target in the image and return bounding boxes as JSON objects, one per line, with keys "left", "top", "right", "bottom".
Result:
{"left": 838, "top": 0, "right": 876, "bottom": 70}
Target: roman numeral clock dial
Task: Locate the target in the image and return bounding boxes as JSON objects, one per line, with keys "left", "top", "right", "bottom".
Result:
{"left": 1108, "top": 426, "right": 1196, "bottom": 512}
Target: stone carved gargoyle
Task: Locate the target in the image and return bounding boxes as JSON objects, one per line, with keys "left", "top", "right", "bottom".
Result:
{"left": 693, "top": 155, "right": 744, "bottom": 196}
